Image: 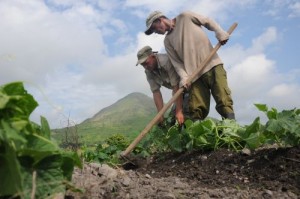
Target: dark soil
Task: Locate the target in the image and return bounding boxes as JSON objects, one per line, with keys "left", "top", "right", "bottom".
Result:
{"left": 67, "top": 146, "right": 300, "bottom": 198}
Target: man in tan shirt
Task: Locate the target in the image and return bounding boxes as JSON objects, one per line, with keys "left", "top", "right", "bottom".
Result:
{"left": 144, "top": 11, "right": 235, "bottom": 120}
{"left": 136, "top": 46, "right": 188, "bottom": 125}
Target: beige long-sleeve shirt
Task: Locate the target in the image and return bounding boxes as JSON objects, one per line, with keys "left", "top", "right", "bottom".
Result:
{"left": 164, "top": 11, "right": 229, "bottom": 87}
{"left": 145, "top": 54, "right": 180, "bottom": 92}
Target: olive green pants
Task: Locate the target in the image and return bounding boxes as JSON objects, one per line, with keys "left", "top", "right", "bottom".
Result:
{"left": 189, "top": 64, "right": 235, "bottom": 120}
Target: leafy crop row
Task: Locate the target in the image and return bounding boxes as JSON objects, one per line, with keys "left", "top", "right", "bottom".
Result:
{"left": 82, "top": 104, "right": 299, "bottom": 166}
{"left": 141, "top": 104, "right": 300, "bottom": 153}
{"left": 0, "top": 82, "right": 82, "bottom": 199}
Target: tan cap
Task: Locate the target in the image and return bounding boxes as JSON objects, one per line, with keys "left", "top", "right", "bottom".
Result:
{"left": 144, "top": 11, "right": 165, "bottom": 35}
{"left": 136, "top": 46, "right": 156, "bottom": 66}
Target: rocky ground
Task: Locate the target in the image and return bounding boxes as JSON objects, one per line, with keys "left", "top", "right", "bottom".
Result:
{"left": 66, "top": 146, "right": 300, "bottom": 199}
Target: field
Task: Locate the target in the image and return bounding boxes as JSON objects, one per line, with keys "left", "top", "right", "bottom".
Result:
{"left": 1, "top": 82, "right": 299, "bottom": 199}
{"left": 67, "top": 145, "right": 299, "bottom": 198}
{"left": 66, "top": 104, "right": 300, "bottom": 198}
{"left": 69, "top": 104, "right": 300, "bottom": 199}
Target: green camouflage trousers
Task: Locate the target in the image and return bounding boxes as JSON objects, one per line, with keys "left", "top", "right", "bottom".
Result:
{"left": 189, "top": 64, "right": 235, "bottom": 120}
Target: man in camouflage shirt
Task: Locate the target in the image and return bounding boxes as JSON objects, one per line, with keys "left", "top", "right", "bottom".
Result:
{"left": 136, "top": 46, "right": 189, "bottom": 125}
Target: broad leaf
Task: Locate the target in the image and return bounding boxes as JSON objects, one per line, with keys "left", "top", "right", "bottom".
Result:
{"left": 40, "top": 116, "right": 51, "bottom": 139}
{"left": 0, "top": 142, "right": 23, "bottom": 196}
{"left": 254, "top": 104, "right": 268, "bottom": 112}
{"left": 22, "top": 155, "right": 66, "bottom": 199}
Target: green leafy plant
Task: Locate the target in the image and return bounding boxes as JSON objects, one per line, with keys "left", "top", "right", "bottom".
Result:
{"left": 255, "top": 104, "right": 300, "bottom": 146}
{"left": 0, "top": 82, "right": 82, "bottom": 199}
{"left": 80, "top": 101, "right": 299, "bottom": 167}
{"left": 82, "top": 134, "right": 131, "bottom": 165}
{"left": 140, "top": 104, "right": 300, "bottom": 154}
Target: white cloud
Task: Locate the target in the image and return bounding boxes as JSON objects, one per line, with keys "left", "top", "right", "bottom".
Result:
{"left": 136, "top": 32, "right": 165, "bottom": 52}
{"left": 45, "top": 0, "right": 78, "bottom": 7}
{"left": 0, "top": 0, "right": 109, "bottom": 127}
{"left": 269, "top": 83, "right": 297, "bottom": 97}
{"left": 1, "top": 0, "right": 299, "bottom": 129}
{"left": 185, "top": 0, "right": 256, "bottom": 21}
{"left": 125, "top": 0, "right": 186, "bottom": 12}
{"left": 267, "top": 84, "right": 300, "bottom": 107}
{"left": 263, "top": 0, "right": 300, "bottom": 18}
{"left": 125, "top": 0, "right": 256, "bottom": 23}
{"left": 289, "top": 2, "right": 300, "bottom": 17}
{"left": 229, "top": 54, "right": 275, "bottom": 92}
{"left": 27, "top": 67, "right": 121, "bottom": 128}
{"left": 250, "top": 27, "right": 277, "bottom": 53}
{"left": 0, "top": 0, "right": 107, "bottom": 82}
{"left": 220, "top": 27, "right": 277, "bottom": 68}
{"left": 264, "top": 0, "right": 290, "bottom": 16}
{"left": 97, "top": 1, "right": 121, "bottom": 11}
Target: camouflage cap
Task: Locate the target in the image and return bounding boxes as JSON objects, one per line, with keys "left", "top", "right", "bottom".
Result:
{"left": 144, "top": 11, "right": 165, "bottom": 35}
{"left": 136, "top": 46, "right": 155, "bottom": 66}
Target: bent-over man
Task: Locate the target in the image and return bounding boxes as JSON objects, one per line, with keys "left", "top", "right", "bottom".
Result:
{"left": 136, "top": 45, "right": 189, "bottom": 125}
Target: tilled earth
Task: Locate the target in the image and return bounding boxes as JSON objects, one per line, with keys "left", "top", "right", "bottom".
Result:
{"left": 67, "top": 146, "right": 300, "bottom": 199}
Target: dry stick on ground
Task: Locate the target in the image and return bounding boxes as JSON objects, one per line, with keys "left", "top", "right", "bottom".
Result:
{"left": 283, "top": 157, "right": 300, "bottom": 163}
{"left": 121, "top": 22, "right": 238, "bottom": 158}
{"left": 31, "top": 170, "right": 37, "bottom": 199}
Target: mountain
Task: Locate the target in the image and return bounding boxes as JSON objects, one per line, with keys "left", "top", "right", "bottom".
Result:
{"left": 83, "top": 92, "right": 156, "bottom": 124}
{"left": 53, "top": 92, "right": 158, "bottom": 145}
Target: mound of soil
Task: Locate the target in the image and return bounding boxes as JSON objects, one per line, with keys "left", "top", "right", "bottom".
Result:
{"left": 67, "top": 146, "right": 299, "bottom": 198}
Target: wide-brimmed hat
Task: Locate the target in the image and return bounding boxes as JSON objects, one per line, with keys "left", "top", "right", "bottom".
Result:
{"left": 136, "top": 46, "right": 156, "bottom": 66}
{"left": 144, "top": 11, "right": 165, "bottom": 35}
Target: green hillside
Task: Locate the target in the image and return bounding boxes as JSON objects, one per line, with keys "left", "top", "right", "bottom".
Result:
{"left": 52, "top": 92, "right": 158, "bottom": 146}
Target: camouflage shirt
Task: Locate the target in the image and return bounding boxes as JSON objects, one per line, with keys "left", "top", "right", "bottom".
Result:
{"left": 145, "top": 53, "right": 180, "bottom": 92}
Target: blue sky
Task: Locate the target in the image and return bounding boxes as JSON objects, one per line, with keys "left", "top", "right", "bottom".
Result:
{"left": 0, "top": 0, "right": 299, "bottom": 128}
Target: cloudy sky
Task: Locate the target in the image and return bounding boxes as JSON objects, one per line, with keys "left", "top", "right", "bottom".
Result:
{"left": 1, "top": 0, "right": 299, "bottom": 128}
